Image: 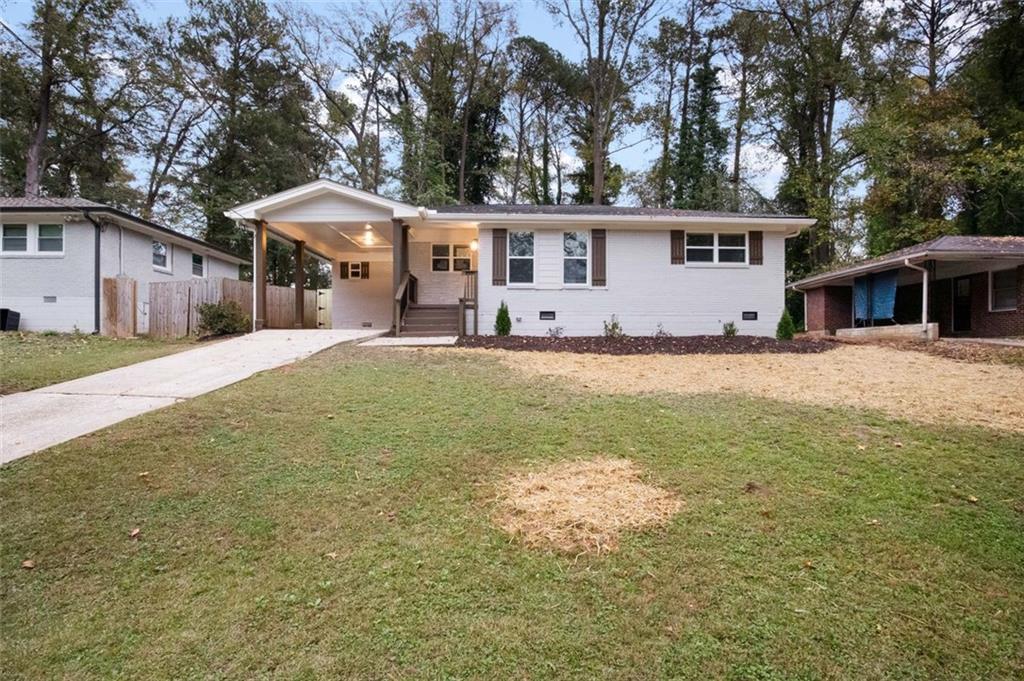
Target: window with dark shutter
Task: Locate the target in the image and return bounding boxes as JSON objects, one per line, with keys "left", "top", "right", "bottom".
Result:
{"left": 361, "top": 262, "right": 370, "bottom": 279}
{"left": 492, "top": 228, "right": 507, "bottom": 285}
{"left": 670, "top": 230, "right": 686, "bottom": 264}
{"left": 749, "top": 231, "right": 764, "bottom": 265}
{"left": 592, "top": 229, "right": 606, "bottom": 286}
{"left": 339, "top": 261, "right": 349, "bottom": 279}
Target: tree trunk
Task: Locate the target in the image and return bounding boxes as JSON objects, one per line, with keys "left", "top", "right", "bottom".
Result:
{"left": 24, "top": 1, "right": 55, "bottom": 197}
{"left": 730, "top": 59, "right": 748, "bottom": 212}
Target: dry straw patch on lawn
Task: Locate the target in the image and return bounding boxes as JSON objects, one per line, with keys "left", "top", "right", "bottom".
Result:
{"left": 472, "top": 344, "right": 1024, "bottom": 433}
{"left": 494, "top": 457, "right": 682, "bottom": 554}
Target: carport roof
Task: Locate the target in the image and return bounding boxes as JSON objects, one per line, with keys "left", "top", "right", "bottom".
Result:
{"left": 790, "top": 235, "right": 1024, "bottom": 289}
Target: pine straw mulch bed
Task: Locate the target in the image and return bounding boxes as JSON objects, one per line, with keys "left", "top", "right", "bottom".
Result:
{"left": 493, "top": 457, "right": 683, "bottom": 555}
{"left": 457, "top": 334, "right": 833, "bottom": 355}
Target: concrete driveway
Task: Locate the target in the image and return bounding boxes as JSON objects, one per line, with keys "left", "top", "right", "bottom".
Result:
{"left": 1, "top": 329, "right": 382, "bottom": 464}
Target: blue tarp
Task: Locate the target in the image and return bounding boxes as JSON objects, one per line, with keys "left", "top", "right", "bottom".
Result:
{"left": 854, "top": 269, "right": 899, "bottom": 323}
{"left": 871, "top": 269, "right": 898, "bottom": 321}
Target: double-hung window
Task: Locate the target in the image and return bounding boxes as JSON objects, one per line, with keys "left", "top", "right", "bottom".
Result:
{"left": 686, "top": 232, "right": 747, "bottom": 264}
{"left": 192, "top": 253, "right": 205, "bottom": 277}
{"left": 2, "top": 224, "right": 28, "bottom": 252}
{"left": 563, "top": 231, "right": 589, "bottom": 285}
{"left": 431, "top": 244, "right": 472, "bottom": 272}
{"left": 508, "top": 231, "right": 534, "bottom": 284}
{"left": 37, "top": 224, "right": 63, "bottom": 252}
{"left": 153, "top": 240, "right": 169, "bottom": 270}
{"left": 991, "top": 269, "right": 1018, "bottom": 311}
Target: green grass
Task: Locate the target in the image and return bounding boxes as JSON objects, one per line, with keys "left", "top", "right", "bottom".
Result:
{"left": 2, "top": 346, "right": 1022, "bottom": 679}
{"left": 0, "top": 332, "right": 199, "bottom": 394}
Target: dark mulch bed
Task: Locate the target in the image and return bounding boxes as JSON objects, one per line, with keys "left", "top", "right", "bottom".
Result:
{"left": 455, "top": 334, "right": 834, "bottom": 355}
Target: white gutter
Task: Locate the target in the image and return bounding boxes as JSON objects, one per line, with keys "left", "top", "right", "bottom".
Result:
{"left": 903, "top": 259, "right": 930, "bottom": 332}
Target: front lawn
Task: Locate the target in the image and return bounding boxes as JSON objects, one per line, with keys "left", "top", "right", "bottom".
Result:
{"left": 1, "top": 345, "right": 1022, "bottom": 679}
{"left": 0, "top": 332, "right": 198, "bottom": 394}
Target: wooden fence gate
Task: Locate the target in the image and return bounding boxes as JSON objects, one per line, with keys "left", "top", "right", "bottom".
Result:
{"left": 102, "top": 276, "right": 137, "bottom": 337}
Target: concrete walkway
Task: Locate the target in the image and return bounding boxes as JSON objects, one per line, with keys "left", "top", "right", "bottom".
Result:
{"left": 1, "top": 329, "right": 382, "bottom": 464}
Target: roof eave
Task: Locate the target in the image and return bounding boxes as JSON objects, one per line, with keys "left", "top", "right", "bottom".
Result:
{"left": 789, "top": 249, "right": 1024, "bottom": 289}
{"left": 430, "top": 213, "right": 816, "bottom": 228}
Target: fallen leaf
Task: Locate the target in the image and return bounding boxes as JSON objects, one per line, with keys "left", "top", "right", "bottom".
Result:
{"left": 21, "top": 559, "right": 35, "bottom": 569}
{"left": 867, "top": 519, "right": 881, "bottom": 526}
{"left": 325, "top": 552, "right": 338, "bottom": 559}
{"left": 803, "top": 561, "right": 815, "bottom": 570}
{"left": 856, "top": 445, "right": 867, "bottom": 451}
{"left": 893, "top": 441, "right": 904, "bottom": 448}
{"left": 129, "top": 527, "right": 141, "bottom": 539}
{"left": 967, "top": 495, "right": 979, "bottom": 504}
{"left": 138, "top": 471, "right": 150, "bottom": 478}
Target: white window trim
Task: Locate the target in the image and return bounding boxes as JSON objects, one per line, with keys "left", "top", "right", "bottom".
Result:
{"left": 349, "top": 262, "right": 362, "bottom": 279}
{"left": 191, "top": 252, "right": 207, "bottom": 278}
{"left": 685, "top": 232, "right": 749, "bottom": 268}
{"left": 989, "top": 268, "right": 1018, "bottom": 312}
{"left": 507, "top": 230, "right": 535, "bottom": 287}
{"left": 153, "top": 239, "right": 172, "bottom": 274}
{"left": 0, "top": 222, "right": 65, "bottom": 258}
{"left": 562, "top": 229, "right": 590, "bottom": 287}
{"left": 430, "top": 243, "right": 473, "bottom": 274}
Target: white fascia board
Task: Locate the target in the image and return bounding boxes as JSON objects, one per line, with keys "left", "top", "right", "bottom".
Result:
{"left": 224, "top": 179, "right": 419, "bottom": 221}
{"left": 427, "top": 213, "right": 816, "bottom": 230}
{"left": 789, "top": 250, "right": 1024, "bottom": 289}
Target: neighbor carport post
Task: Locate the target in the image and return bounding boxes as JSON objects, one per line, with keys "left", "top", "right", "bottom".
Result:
{"left": 904, "top": 258, "right": 929, "bottom": 333}
{"left": 294, "top": 240, "right": 305, "bottom": 328}
{"left": 254, "top": 220, "right": 268, "bottom": 331}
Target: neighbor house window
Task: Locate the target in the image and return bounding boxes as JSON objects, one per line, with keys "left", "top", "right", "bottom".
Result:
{"left": 152, "top": 240, "right": 169, "bottom": 269}
{"left": 192, "top": 253, "right": 205, "bottom": 277}
{"left": 686, "top": 232, "right": 746, "bottom": 264}
{"left": 563, "top": 231, "right": 589, "bottom": 285}
{"left": 508, "top": 231, "right": 534, "bottom": 284}
{"left": 991, "top": 269, "right": 1018, "bottom": 311}
{"left": 432, "top": 244, "right": 472, "bottom": 272}
{"left": 1, "top": 224, "right": 28, "bottom": 252}
{"left": 37, "top": 224, "right": 63, "bottom": 252}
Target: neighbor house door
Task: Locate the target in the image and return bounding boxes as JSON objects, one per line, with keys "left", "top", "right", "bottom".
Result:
{"left": 952, "top": 276, "right": 972, "bottom": 333}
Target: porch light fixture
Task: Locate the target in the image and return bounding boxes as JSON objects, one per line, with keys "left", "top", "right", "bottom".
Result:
{"left": 469, "top": 239, "right": 479, "bottom": 251}
{"left": 363, "top": 233, "right": 375, "bottom": 245}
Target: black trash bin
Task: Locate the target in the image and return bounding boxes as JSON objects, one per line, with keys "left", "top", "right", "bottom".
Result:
{"left": 1, "top": 308, "right": 21, "bottom": 331}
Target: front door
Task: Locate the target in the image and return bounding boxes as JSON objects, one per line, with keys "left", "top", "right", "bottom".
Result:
{"left": 952, "top": 276, "right": 972, "bottom": 333}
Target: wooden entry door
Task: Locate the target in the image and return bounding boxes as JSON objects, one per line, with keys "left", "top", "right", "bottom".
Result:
{"left": 952, "top": 276, "right": 972, "bottom": 333}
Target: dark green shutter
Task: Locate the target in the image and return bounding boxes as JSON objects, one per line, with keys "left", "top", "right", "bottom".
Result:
{"left": 492, "top": 229, "right": 507, "bottom": 285}
{"left": 339, "top": 262, "right": 349, "bottom": 279}
{"left": 592, "top": 229, "right": 606, "bottom": 286}
{"left": 670, "top": 230, "right": 686, "bottom": 264}
{"left": 749, "top": 231, "right": 763, "bottom": 265}
{"left": 361, "top": 262, "right": 370, "bottom": 279}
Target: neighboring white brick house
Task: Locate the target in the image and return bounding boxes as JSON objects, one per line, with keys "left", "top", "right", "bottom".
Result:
{"left": 227, "top": 180, "right": 815, "bottom": 337}
{"left": 1, "top": 197, "right": 247, "bottom": 333}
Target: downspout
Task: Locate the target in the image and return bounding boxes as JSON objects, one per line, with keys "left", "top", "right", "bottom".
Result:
{"left": 82, "top": 210, "right": 102, "bottom": 334}
{"left": 903, "top": 259, "right": 929, "bottom": 336}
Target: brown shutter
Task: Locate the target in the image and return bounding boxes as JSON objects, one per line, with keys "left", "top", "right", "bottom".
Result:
{"left": 749, "top": 231, "right": 763, "bottom": 265}
{"left": 492, "top": 228, "right": 507, "bottom": 286}
{"left": 670, "top": 230, "right": 686, "bottom": 264}
{"left": 361, "top": 262, "right": 370, "bottom": 279}
{"left": 339, "top": 261, "right": 349, "bottom": 279}
{"left": 592, "top": 229, "right": 606, "bottom": 286}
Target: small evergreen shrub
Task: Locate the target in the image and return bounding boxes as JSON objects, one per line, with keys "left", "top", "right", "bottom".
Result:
{"left": 776, "top": 308, "right": 796, "bottom": 341}
{"left": 197, "top": 301, "right": 250, "bottom": 337}
{"left": 653, "top": 323, "right": 672, "bottom": 337}
{"left": 495, "top": 301, "right": 512, "bottom": 336}
{"left": 603, "top": 315, "right": 624, "bottom": 338}
{"left": 722, "top": 321, "right": 738, "bottom": 337}
{"left": 546, "top": 326, "right": 564, "bottom": 338}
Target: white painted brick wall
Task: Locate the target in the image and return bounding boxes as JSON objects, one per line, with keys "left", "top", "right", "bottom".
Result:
{"left": 476, "top": 228, "right": 789, "bottom": 337}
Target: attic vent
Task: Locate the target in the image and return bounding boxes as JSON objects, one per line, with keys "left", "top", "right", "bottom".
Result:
{"left": 43, "top": 296, "right": 57, "bottom": 303}
{"left": 361, "top": 321, "right": 373, "bottom": 328}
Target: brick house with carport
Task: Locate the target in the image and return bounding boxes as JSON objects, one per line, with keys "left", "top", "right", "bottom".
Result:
{"left": 790, "top": 236, "right": 1023, "bottom": 339}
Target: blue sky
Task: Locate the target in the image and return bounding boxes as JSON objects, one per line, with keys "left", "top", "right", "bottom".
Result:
{"left": 1, "top": 0, "right": 785, "bottom": 200}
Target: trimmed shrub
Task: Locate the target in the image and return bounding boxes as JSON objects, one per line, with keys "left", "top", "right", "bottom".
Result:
{"left": 722, "top": 321, "right": 738, "bottom": 337}
{"left": 197, "top": 301, "right": 250, "bottom": 337}
{"left": 495, "top": 301, "right": 512, "bottom": 336}
{"left": 776, "top": 308, "right": 796, "bottom": 341}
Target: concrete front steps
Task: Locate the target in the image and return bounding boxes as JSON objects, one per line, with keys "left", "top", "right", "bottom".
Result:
{"left": 400, "top": 304, "right": 460, "bottom": 336}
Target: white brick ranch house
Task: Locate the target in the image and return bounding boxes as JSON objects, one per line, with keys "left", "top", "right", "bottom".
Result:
{"left": 227, "top": 180, "right": 815, "bottom": 336}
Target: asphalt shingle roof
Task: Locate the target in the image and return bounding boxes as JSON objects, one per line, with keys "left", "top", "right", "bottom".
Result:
{"left": 0, "top": 196, "right": 106, "bottom": 210}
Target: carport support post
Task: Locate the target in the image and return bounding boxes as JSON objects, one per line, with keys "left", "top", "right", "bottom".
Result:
{"left": 294, "top": 240, "right": 305, "bottom": 328}
{"left": 904, "top": 258, "right": 929, "bottom": 333}
{"left": 254, "top": 220, "right": 268, "bottom": 331}
{"left": 392, "top": 218, "right": 407, "bottom": 333}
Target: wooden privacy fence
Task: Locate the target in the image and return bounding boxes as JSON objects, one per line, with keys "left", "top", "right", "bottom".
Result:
{"left": 148, "top": 277, "right": 316, "bottom": 339}
{"left": 102, "top": 276, "right": 137, "bottom": 338}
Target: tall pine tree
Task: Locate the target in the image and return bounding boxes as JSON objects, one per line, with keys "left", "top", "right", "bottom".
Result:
{"left": 672, "top": 40, "right": 727, "bottom": 210}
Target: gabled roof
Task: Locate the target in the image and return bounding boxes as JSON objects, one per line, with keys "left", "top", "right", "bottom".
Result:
{"left": 0, "top": 196, "right": 249, "bottom": 265}
{"left": 225, "top": 179, "right": 422, "bottom": 221}
{"left": 791, "top": 235, "right": 1024, "bottom": 289}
